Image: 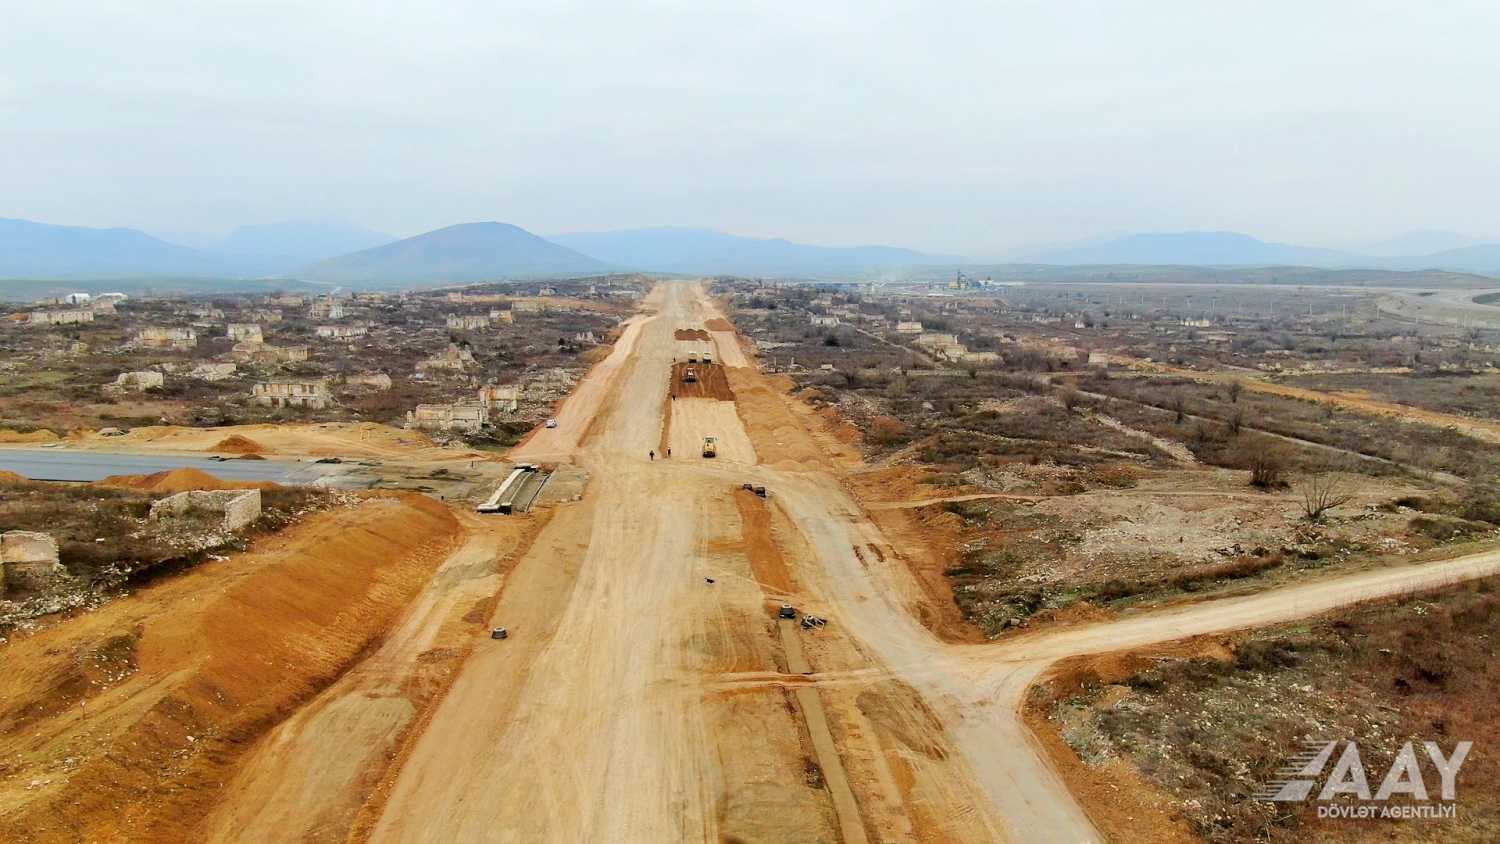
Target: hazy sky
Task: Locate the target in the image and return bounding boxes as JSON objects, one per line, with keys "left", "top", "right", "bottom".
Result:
{"left": 4, "top": 1, "right": 1498, "bottom": 255}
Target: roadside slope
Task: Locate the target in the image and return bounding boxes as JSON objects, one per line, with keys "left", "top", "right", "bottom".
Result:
{"left": 0, "top": 494, "right": 462, "bottom": 843}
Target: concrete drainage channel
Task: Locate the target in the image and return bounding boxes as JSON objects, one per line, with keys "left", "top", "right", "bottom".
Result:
{"left": 476, "top": 464, "right": 551, "bottom": 514}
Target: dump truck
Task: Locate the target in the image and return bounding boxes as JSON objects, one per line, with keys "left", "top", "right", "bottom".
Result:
{"left": 682, "top": 368, "right": 697, "bottom": 383}
{"left": 702, "top": 436, "right": 718, "bottom": 458}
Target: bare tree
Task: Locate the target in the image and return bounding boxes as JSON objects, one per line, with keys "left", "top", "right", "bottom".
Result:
{"left": 1227, "top": 380, "right": 1243, "bottom": 403}
{"left": 1229, "top": 408, "right": 1245, "bottom": 435}
{"left": 1243, "top": 436, "right": 1290, "bottom": 489}
{"left": 1298, "top": 473, "right": 1354, "bottom": 522}
{"left": 1170, "top": 393, "right": 1187, "bottom": 424}
{"left": 1059, "top": 388, "right": 1082, "bottom": 412}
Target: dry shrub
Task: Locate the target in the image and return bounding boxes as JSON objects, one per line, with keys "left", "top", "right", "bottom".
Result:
{"left": 868, "top": 415, "right": 913, "bottom": 446}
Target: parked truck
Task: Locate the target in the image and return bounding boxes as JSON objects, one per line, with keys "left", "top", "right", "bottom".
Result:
{"left": 702, "top": 436, "right": 717, "bottom": 458}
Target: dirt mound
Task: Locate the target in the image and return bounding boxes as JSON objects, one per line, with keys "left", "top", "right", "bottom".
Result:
{"left": 670, "top": 362, "right": 734, "bottom": 400}
{"left": 211, "top": 434, "right": 265, "bottom": 455}
{"left": 705, "top": 318, "right": 734, "bottom": 332}
{"left": 0, "top": 427, "right": 60, "bottom": 443}
{"left": 98, "top": 467, "right": 275, "bottom": 492}
{"left": 0, "top": 469, "right": 28, "bottom": 484}
{"left": 0, "top": 494, "right": 462, "bottom": 842}
{"left": 674, "top": 328, "right": 711, "bottom": 341}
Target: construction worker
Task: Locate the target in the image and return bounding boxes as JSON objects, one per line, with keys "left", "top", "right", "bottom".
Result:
{"left": 649, "top": 450, "right": 655, "bottom": 461}
{"left": 666, "top": 447, "right": 671, "bottom": 457}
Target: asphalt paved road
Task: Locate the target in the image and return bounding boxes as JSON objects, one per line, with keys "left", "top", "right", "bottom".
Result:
{"left": 0, "top": 447, "right": 330, "bottom": 483}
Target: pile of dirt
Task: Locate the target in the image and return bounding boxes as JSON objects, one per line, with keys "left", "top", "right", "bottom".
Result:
{"left": 0, "top": 494, "right": 462, "bottom": 842}
{"left": 705, "top": 318, "right": 735, "bottom": 332}
{"left": 0, "top": 469, "right": 28, "bottom": 484}
{"left": 0, "top": 428, "right": 60, "bottom": 443}
{"left": 673, "top": 328, "right": 711, "bottom": 341}
{"left": 97, "top": 467, "right": 276, "bottom": 493}
{"left": 210, "top": 434, "right": 265, "bottom": 455}
{"left": 670, "top": 362, "right": 734, "bottom": 400}
{"left": 726, "top": 369, "right": 858, "bottom": 470}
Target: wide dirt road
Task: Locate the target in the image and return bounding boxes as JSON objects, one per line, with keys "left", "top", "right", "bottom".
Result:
{"left": 371, "top": 283, "right": 823, "bottom": 842}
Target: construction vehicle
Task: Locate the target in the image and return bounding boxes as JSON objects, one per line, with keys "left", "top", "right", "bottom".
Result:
{"left": 491, "top": 627, "right": 509, "bottom": 640}
{"left": 778, "top": 604, "right": 797, "bottom": 619}
{"left": 682, "top": 368, "right": 697, "bottom": 383}
{"left": 702, "top": 436, "right": 717, "bottom": 458}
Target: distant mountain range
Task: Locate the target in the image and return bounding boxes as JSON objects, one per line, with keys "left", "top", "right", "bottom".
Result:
{"left": 218, "top": 221, "right": 394, "bottom": 271}
{"left": 548, "top": 226, "right": 959, "bottom": 275}
{"left": 303, "top": 222, "right": 610, "bottom": 284}
{"left": 7, "top": 215, "right": 1500, "bottom": 284}
{"left": 1017, "top": 229, "right": 1500, "bottom": 275}
{"left": 0, "top": 217, "right": 393, "bottom": 279}
{"left": 1020, "top": 231, "right": 1358, "bottom": 267}
{"left": 0, "top": 217, "right": 216, "bottom": 278}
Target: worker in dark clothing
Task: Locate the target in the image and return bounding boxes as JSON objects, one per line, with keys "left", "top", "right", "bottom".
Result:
{"left": 666, "top": 448, "right": 671, "bottom": 457}
{"left": 649, "top": 450, "right": 655, "bottom": 460}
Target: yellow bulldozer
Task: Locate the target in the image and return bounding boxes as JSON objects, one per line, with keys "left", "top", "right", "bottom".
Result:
{"left": 702, "top": 436, "right": 718, "bottom": 458}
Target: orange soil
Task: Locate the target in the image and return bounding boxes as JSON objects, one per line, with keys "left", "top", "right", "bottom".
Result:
{"left": 0, "top": 428, "right": 60, "bottom": 443}
{"left": 669, "top": 362, "right": 734, "bottom": 400}
{"left": 0, "top": 494, "right": 463, "bottom": 843}
{"left": 96, "top": 467, "right": 277, "bottom": 493}
{"left": 845, "top": 466, "right": 983, "bottom": 504}
{"left": 673, "top": 328, "right": 712, "bottom": 341}
{"left": 864, "top": 502, "right": 983, "bottom": 644}
{"left": 704, "top": 318, "right": 734, "bottom": 332}
{"left": 732, "top": 489, "right": 796, "bottom": 594}
{"left": 209, "top": 434, "right": 265, "bottom": 455}
{"left": 1023, "top": 706, "right": 1198, "bottom": 844}
{"left": 0, "top": 470, "right": 27, "bottom": 483}
{"left": 1021, "top": 640, "right": 1232, "bottom": 844}
{"left": 725, "top": 369, "right": 860, "bottom": 471}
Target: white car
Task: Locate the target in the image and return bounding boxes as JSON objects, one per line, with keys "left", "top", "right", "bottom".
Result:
{"left": 545, "top": 419, "right": 558, "bottom": 429}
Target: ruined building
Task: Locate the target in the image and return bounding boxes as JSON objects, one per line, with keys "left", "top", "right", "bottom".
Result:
{"left": 477, "top": 383, "right": 520, "bottom": 411}
{"left": 1, "top": 531, "right": 66, "bottom": 597}
{"left": 27, "top": 309, "right": 95, "bottom": 326}
{"left": 417, "top": 343, "right": 475, "bottom": 372}
{"left": 149, "top": 489, "right": 262, "bottom": 532}
{"left": 227, "top": 322, "right": 264, "bottom": 343}
{"left": 405, "top": 402, "right": 487, "bottom": 433}
{"left": 251, "top": 379, "right": 331, "bottom": 409}
{"left": 135, "top": 327, "right": 197, "bottom": 350}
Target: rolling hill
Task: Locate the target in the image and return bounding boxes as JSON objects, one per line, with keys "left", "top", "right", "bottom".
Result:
{"left": 1385, "top": 243, "right": 1500, "bottom": 275}
{"left": 548, "top": 226, "right": 958, "bottom": 274}
{"left": 1021, "top": 231, "right": 1361, "bottom": 267}
{"left": 0, "top": 217, "right": 218, "bottom": 279}
{"left": 305, "top": 222, "right": 611, "bottom": 284}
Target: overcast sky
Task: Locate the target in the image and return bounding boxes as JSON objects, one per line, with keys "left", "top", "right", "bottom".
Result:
{"left": 3, "top": 1, "right": 1498, "bottom": 255}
